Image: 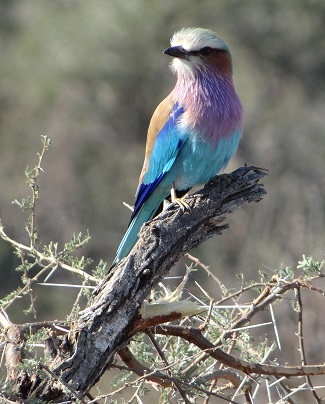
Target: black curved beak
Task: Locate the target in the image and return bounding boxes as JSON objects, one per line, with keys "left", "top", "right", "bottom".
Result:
{"left": 163, "top": 46, "right": 189, "bottom": 60}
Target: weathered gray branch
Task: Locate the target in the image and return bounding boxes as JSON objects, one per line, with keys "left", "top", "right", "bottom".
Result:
{"left": 23, "top": 166, "right": 267, "bottom": 401}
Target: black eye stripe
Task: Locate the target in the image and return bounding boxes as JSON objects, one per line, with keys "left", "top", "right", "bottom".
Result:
{"left": 200, "top": 46, "right": 212, "bottom": 56}
{"left": 188, "top": 46, "right": 223, "bottom": 57}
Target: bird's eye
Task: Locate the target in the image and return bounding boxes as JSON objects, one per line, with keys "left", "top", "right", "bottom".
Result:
{"left": 200, "top": 47, "right": 212, "bottom": 56}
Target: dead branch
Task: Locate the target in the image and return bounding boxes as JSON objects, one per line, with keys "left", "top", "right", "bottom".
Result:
{"left": 182, "top": 277, "right": 324, "bottom": 377}
{"left": 3, "top": 166, "right": 267, "bottom": 401}
{"left": 152, "top": 324, "right": 325, "bottom": 377}
{"left": 117, "top": 346, "right": 172, "bottom": 387}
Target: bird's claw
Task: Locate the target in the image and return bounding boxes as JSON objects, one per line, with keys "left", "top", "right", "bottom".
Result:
{"left": 173, "top": 197, "right": 191, "bottom": 212}
{"left": 170, "top": 185, "right": 190, "bottom": 212}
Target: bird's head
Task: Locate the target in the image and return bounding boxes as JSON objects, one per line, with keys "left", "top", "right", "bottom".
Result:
{"left": 164, "top": 27, "right": 233, "bottom": 78}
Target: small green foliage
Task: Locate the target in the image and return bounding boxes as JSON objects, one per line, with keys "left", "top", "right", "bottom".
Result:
{"left": 24, "top": 327, "right": 50, "bottom": 351}
{"left": 276, "top": 265, "right": 294, "bottom": 281}
{"left": 0, "top": 379, "right": 44, "bottom": 403}
{"left": 202, "top": 323, "right": 222, "bottom": 342}
{"left": 213, "top": 308, "right": 233, "bottom": 329}
{"left": 137, "top": 384, "right": 150, "bottom": 397}
{"left": 0, "top": 136, "right": 95, "bottom": 316}
{"left": 14, "top": 259, "right": 37, "bottom": 274}
{"left": 23, "top": 399, "right": 48, "bottom": 404}
{"left": 219, "top": 282, "right": 230, "bottom": 297}
{"left": 56, "top": 232, "right": 93, "bottom": 269}
{"left": 41, "top": 233, "right": 93, "bottom": 271}
{"left": 110, "top": 370, "right": 131, "bottom": 389}
{"left": 42, "top": 241, "right": 59, "bottom": 257}
{"left": 81, "top": 285, "right": 93, "bottom": 301}
{"left": 239, "top": 332, "right": 274, "bottom": 363}
{"left": 63, "top": 231, "right": 92, "bottom": 254}
{"left": 61, "top": 254, "right": 93, "bottom": 271}
{"left": 12, "top": 196, "right": 34, "bottom": 211}
{"left": 258, "top": 268, "right": 270, "bottom": 281}
{"left": 16, "top": 358, "right": 46, "bottom": 378}
{"left": 92, "top": 259, "right": 109, "bottom": 280}
{"left": 130, "top": 335, "right": 155, "bottom": 366}
{"left": 159, "top": 388, "right": 173, "bottom": 403}
{"left": 0, "top": 287, "right": 23, "bottom": 309}
{"left": 25, "top": 167, "right": 40, "bottom": 198}
{"left": 297, "top": 254, "right": 324, "bottom": 276}
{"left": 246, "top": 278, "right": 263, "bottom": 294}
{"left": 110, "top": 399, "right": 127, "bottom": 404}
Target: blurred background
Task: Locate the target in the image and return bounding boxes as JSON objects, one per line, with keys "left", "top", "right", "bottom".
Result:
{"left": 0, "top": 0, "right": 324, "bottom": 386}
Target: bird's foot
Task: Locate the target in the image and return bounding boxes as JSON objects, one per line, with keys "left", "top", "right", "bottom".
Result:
{"left": 174, "top": 197, "right": 190, "bottom": 212}
{"left": 171, "top": 186, "right": 190, "bottom": 212}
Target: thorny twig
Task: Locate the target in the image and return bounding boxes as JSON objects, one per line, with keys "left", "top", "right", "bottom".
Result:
{"left": 296, "top": 286, "right": 322, "bottom": 404}
{"left": 183, "top": 276, "right": 325, "bottom": 378}
{"left": 0, "top": 226, "right": 97, "bottom": 284}
{"left": 151, "top": 322, "right": 325, "bottom": 377}
{"left": 146, "top": 330, "right": 190, "bottom": 403}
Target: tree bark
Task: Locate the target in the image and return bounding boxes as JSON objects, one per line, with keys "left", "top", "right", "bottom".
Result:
{"left": 22, "top": 166, "right": 267, "bottom": 401}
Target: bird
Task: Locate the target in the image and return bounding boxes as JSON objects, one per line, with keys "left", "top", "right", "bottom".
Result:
{"left": 112, "top": 27, "right": 243, "bottom": 266}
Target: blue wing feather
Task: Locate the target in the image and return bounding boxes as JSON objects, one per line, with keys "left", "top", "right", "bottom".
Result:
{"left": 130, "top": 103, "right": 185, "bottom": 222}
{"left": 112, "top": 102, "right": 186, "bottom": 265}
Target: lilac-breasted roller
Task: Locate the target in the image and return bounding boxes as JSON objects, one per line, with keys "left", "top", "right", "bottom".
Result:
{"left": 112, "top": 27, "right": 243, "bottom": 266}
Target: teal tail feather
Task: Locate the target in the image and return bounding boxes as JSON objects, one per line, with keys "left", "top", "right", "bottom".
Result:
{"left": 111, "top": 198, "right": 161, "bottom": 267}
